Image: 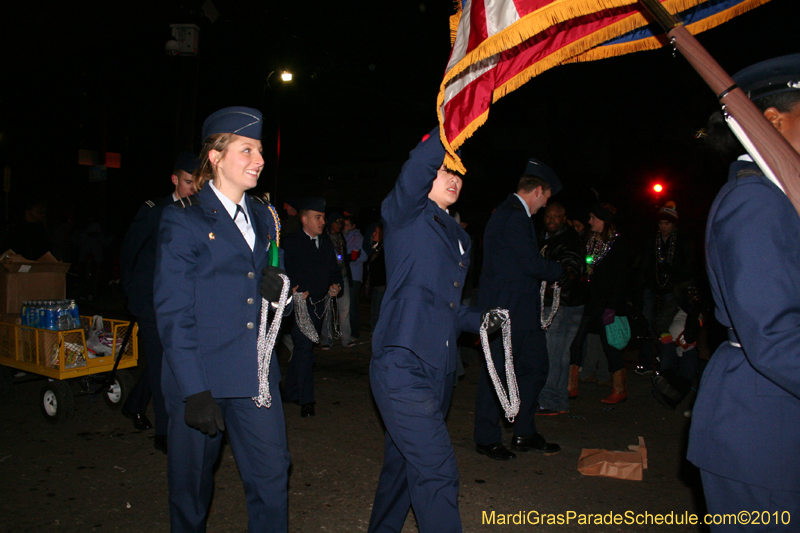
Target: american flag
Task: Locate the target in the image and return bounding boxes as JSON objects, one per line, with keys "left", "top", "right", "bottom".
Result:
{"left": 438, "top": 0, "right": 772, "bottom": 173}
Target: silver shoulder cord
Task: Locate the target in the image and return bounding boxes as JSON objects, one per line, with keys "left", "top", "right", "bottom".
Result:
{"left": 479, "top": 308, "right": 520, "bottom": 421}
{"left": 253, "top": 273, "right": 291, "bottom": 408}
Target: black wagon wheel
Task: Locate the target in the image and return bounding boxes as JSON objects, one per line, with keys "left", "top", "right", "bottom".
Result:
{"left": 104, "top": 369, "right": 134, "bottom": 410}
{"left": 40, "top": 380, "right": 75, "bottom": 423}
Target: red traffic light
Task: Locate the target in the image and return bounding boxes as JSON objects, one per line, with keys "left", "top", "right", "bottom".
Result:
{"left": 653, "top": 183, "right": 663, "bottom": 193}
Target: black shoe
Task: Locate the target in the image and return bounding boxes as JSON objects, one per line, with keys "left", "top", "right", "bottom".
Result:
{"left": 651, "top": 388, "right": 678, "bottom": 410}
{"left": 300, "top": 403, "right": 316, "bottom": 418}
{"left": 652, "top": 375, "right": 684, "bottom": 402}
{"left": 153, "top": 435, "right": 168, "bottom": 455}
{"left": 122, "top": 407, "right": 153, "bottom": 431}
{"left": 510, "top": 433, "right": 561, "bottom": 455}
{"left": 475, "top": 443, "right": 517, "bottom": 461}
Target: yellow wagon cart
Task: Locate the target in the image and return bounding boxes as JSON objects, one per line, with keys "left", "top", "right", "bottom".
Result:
{"left": 0, "top": 316, "right": 138, "bottom": 423}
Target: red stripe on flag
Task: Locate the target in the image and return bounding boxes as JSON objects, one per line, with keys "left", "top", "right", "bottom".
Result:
{"left": 467, "top": 0, "right": 489, "bottom": 55}
{"left": 443, "top": 6, "right": 637, "bottom": 141}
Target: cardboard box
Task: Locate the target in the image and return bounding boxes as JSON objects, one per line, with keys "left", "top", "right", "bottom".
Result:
{"left": 0, "top": 251, "right": 71, "bottom": 314}
{"left": 577, "top": 437, "right": 648, "bottom": 481}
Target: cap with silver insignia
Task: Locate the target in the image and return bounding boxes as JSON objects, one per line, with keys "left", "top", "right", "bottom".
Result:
{"left": 733, "top": 53, "right": 800, "bottom": 101}
{"left": 201, "top": 106, "right": 263, "bottom": 141}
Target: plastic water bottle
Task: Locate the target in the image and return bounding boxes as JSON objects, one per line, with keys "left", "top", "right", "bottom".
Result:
{"left": 57, "top": 301, "right": 72, "bottom": 331}
{"left": 47, "top": 302, "right": 57, "bottom": 330}
{"left": 37, "top": 303, "right": 48, "bottom": 330}
{"left": 27, "top": 301, "right": 38, "bottom": 327}
{"left": 69, "top": 300, "right": 80, "bottom": 329}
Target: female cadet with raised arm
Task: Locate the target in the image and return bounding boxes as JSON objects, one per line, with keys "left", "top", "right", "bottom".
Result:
{"left": 368, "top": 128, "right": 501, "bottom": 533}
{"left": 154, "top": 106, "right": 291, "bottom": 533}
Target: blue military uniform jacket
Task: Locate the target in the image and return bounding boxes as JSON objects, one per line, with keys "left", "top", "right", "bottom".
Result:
{"left": 120, "top": 195, "right": 173, "bottom": 321}
{"left": 154, "top": 184, "right": 286, "bottom": 400}
{"left": 372, "top": 131, "right": 481, "bottom": 375}
{"left": 478, "top": 194, "right": 562, "bottom": 326}
{"left": 688, "top": 160, "right": 800, "bottom": 491}
{"left": 282, "top": 230, "right": 343, "bottom": 305}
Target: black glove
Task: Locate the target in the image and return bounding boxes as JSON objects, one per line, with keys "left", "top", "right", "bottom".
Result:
{"left": 260, "top": 266, "right": 287, "bottom": 302}
{"left": 184, "top": 390, "right": 225, "bottom": 437}
{"left": 481, "top": 307, "right": 504, "bottom": 335}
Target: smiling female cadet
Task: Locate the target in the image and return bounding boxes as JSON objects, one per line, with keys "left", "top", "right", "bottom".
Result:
{"left": 155, "top": 106, "right": 291, "bottom": 532}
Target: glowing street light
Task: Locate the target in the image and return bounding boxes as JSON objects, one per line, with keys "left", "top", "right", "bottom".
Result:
{"left": 280, "top": 71, "right": 293, "bottom": 82}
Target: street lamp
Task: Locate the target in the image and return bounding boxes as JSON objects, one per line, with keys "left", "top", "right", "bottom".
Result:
{"left": 264, "top": 70, "right": 292, "bottom": 202}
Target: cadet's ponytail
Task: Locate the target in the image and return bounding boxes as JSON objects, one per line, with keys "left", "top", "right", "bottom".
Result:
{"left": 193, "top": 133, "right": 235, "bottom": 191}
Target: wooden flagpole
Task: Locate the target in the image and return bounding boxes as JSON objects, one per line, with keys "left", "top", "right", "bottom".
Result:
{"left": 639, "top": 0, "right": 800, "bottom": 217}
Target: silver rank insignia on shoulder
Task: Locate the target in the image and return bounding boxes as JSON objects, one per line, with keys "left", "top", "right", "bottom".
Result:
{"left": 209, "top": 232, "right": 215, "bottom": 240}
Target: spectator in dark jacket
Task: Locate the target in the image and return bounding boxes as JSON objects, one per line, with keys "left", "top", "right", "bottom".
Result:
{"left": 365, "top": 223, "right": 386, "bottom": 330}
{"left": 538, "top": 202, "right": 587, "bottom": 415}
{"left": 635, "top": 202, "right": 694, "bottom": 375}
{"left": 569, "top": 202, "right": 630, "bottom": 404}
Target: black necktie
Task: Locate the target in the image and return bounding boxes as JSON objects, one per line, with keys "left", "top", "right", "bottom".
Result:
{"left": 235, "top": 204, "right": 248, "bottom": 223}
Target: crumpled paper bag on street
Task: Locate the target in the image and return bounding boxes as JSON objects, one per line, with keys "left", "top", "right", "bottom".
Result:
{"left": 577, "top": 437, "right": 647, "bottom": 480}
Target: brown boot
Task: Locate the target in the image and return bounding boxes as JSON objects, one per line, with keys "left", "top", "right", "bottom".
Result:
{"left": 568, "top": 365, "right": 579, "bottom": 399}
{"left": 601, "top": 369, "right": 628, "bottom": 404}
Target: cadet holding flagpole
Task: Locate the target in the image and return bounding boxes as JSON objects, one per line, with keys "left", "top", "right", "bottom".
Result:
{"left": 368, "top": 127, "right": 502, "bottom": 533}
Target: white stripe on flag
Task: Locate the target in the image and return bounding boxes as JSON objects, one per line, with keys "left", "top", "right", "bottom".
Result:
{"left": 485, "top": 0, "right": 521, "bottom": 37}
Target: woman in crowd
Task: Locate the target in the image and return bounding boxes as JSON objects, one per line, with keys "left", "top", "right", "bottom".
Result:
{"left": 568, "top": 202, "right": 629, "bottom": 404}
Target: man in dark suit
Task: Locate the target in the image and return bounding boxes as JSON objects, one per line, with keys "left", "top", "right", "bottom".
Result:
{"left": 281, "top": 197, "right": 343, "bottom": 418}
{"left": 119, "top": 151, "right": 198, "bottom": 453}
{"left": 368, "top": 128, "right": 501, "bottom": 533}
{"left": 473, "top": 159, "right": 563, "bottom": 460}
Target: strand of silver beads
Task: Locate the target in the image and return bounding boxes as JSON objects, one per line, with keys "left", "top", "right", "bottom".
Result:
{"left": 294, "top": 293, "right": 321, "bottom": 343}
{"left": 540, "top": 281, "right": 561, "bottom": 329}
{"left": 253, "top": 273, "right": 291, "bottom": 408}
{"left": 479, "top": 308, "right": 520, "bottom": 421}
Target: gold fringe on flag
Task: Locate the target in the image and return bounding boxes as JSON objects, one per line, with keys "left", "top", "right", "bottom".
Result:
{"left": 438, "top": 0, "right": 772, "bottom": 173}
{"left": 569, "top": 0, "right": 771, "bottom": 63}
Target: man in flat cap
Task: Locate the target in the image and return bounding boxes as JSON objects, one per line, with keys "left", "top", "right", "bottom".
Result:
{"left": 281, "top": 197, "right": 343, "bottom": 417}
{"left": 634, "top": 201, "right": 694, "bottom": 376}
{"left": 688, "top": 53, "right": 800, "bottom": 527}
{"left": 473, "top": 159, "right": 563, "bottom": 460}
{"left": 120, "top": 151, "right": 198, "bottom": 453}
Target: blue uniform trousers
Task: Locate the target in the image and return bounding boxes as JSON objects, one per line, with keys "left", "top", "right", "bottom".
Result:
{"left": 368, "top": 347, "right": 461, "bottom": 533}
{"left": 284, "top": 309, "right": 323, "bottom": 405}
{"left": 163, "top": 354, "right": 289, "bottom": 533}
{"left": 124, "top": 318, "right": 168, "bottom": 435}
{"left": 700, "top": 470, "right": 799, "bottom": 532}
{"left": 474, "top": 327, "right": 547, "bottom": 445}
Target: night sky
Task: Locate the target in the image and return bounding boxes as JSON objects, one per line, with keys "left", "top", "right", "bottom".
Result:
{"left": 0, "top": 0, "right": 794, "bottom": 243}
